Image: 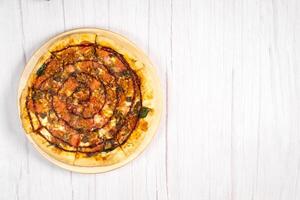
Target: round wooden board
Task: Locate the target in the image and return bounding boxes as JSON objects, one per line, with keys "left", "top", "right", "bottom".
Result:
{"left": 17, "top": 28, "right": 163, "bottom": 173}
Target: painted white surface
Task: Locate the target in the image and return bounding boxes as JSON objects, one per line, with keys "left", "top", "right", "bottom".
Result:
{"left": 0, "top": 0, "right": 299, "bottom": 199}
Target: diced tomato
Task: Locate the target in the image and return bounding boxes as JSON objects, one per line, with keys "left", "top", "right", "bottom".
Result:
{"left": 77, "top": 118, "right": 94, "bottom": 130}
{"left": 89, "top": 79, "right": 100, "bottom": 90}
{"left": 65, "top": 65, "right": 75, "bottom": 73}
{"left": 34, "top": 102, "right": 44, "bottom": 113}
{"left": 53, "top": 96, "right": 66, "bottom": 113}
{"left": 45, "top": 59, "right": 60, "bottom": 74}
{"left": 34, "top": 76, "right": 47, "bottom": 89}
{"left": 50, "top": 129, "right": 64, "bottom": 137}
{"left": 114, "top": 58, "right": 127, "bottom": 72}
{"left": 101, "top": 72, "right": 113, "bottom": 83}
{"left": 79, "top": 61, "right": 93, "bottom": 72}
{"left": 69, "top": 134, "right": 80, "bottom": 147}
{"left": 61, "top": 77, "right": 78, "bottom": 95}
{"left": 27, "top": 100, "right": 35, "bottom": 112}
{"left": 97, "top": 49, "right": 110, "bottom": 58}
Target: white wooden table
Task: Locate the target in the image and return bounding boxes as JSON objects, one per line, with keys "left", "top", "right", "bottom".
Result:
{"left": 0, "top": 0, "right": 300, "bottom": 199}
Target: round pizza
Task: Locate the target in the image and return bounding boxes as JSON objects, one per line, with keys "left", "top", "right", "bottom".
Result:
{"left": 18, "top": 29, "right": 162, "bottom": 173}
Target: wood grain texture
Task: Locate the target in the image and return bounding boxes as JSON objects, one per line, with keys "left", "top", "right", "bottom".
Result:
{"left": 0, "top": 0, "right": 299, "bottom": 199}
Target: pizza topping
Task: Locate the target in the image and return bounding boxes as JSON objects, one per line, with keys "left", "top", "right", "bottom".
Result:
{"left": 36, "top": 64, "right": 47, "bottom": 76}
{"left": 139, "top": 107, "right": 151, "bottom": 118}
{"left": 69, "top": 134, "right": 81, "bottom": 147}
{"left": 26, "top": 43, "right": 147, "bottom": 154}
{"left": 39, "top": 112, "right": 47, "bottom": 118}
{"left": 126, "top": 96, "right": 132, "bottom": 102}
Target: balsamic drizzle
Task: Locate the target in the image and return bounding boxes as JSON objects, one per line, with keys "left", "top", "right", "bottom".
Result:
{"left": 26, "top": 43, "right": 144, "bottom": 154}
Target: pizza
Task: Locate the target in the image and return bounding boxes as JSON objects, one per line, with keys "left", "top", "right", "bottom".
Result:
{"left": 18, "top": 29, "right": 162, "bottom": 172}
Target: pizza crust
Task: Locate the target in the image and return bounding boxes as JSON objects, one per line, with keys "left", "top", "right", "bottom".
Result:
{"left": 18, "top": 28, "right": 162, "bottom": 173}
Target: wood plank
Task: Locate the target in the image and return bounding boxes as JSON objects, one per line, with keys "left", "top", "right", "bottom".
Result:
{"left": 168, "top": 0, "right": 232, "bottom": 199}
{"left": 0, "top": 0, "right": 28, "bottom": 199}
{"left": 15, "top": 1, "right": 72, "bottom": 200}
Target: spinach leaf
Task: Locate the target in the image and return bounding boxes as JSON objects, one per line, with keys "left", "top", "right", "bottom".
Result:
{"left": 139, "top": 106, "right": 151, "bottom": 118}
{"left": 36, "top": 63, "right": 47, "bottom": 76}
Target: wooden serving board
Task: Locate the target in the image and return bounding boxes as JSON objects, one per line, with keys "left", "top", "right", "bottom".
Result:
{"left": 17, "top": 28, "right": 163, "bottom": 173}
